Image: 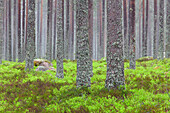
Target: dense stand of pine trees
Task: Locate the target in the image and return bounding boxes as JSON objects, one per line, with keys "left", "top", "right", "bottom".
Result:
{"left": 0, "top": 0, "right": 169, "bottom": 90}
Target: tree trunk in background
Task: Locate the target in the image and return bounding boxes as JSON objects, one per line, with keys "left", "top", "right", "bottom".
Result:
{"left": 129, "top": 0, "right": 136, "bottom": 69}
{"left": 17, "top": 0, "right": 22, "bottom": 62}
{"left": 123, "top": 0, "right": 128, "bottom": 59}
{"left": 158, "top": 0, "right": 164, "bottom": 60}
{"left": 56, "top": 0, "right": 64, "bottom": 78}
{"left": 68, "top": 0, "right": 74, "bottom": 60}
{"left": 8, "top": 0, "right": 12, "bottom": 61}
{"left": 88, "top": 0, "right": 93, "bottom": 77}
{"left": 153, "top": 0, "right": 158, "bottom": 59}
{"left": 142, "top": 0, "right": 147, "bottom": 57}
{"left": 0, "top": 0, "right": 4, "bottom": 64}
{"left": 64, "top": 0, "right": 69, "bottom": 59}
{"left": 5, "top": 1, "right": 8, "bottom": 61}
{"left": 105, "top": 0, "right": 125, "bottom": 90}
{"left": 21, "top": 0, "right": 26, "bottom": 62}
{"left": 25, "top": 0, "right": 35, "bottom": 71}
{"left": 46, "top": 0, "right": 52, "bottom": 61}
{"left": 53, "top": 0, "right": 57, "bottom": 60}
{"left": 166, "top": 0, "right": 170, "bottom": 58}
{"left": 36, "top": 0, "right": 40, "bottom": 58}
{"left": 76, "top": 0, "right": 92, "bottom": 88}
{"left": 138, "top": 0, "right": 142, "bottom": 58}
{"left": 13, "top": 0, "right": 17, "bottom": 62}
{"left": 145, "top": 0, "right": 149, "bottom": 56}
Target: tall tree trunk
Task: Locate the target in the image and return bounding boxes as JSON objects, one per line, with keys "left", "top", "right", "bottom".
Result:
{"left": 0, "top": 0, "right": 4, "bottom": 64}
{"left": 105, "top": 0, "right": 125, "bottom": 90}
{"left": 145, "top": 0, "right": 149, "bottom": 56}
{"left": 158, "top": 0, "right": 164, "bottom": 59}
{"left": 5, "top": 0, "right": 8, "bottom": 61}
{"left": 56, "top": 0, "right": 64, "bottom": 78}
{"left": 39, "top": 0, "right": 43, "bottom": 58}
{"left": 21, "top": 0, "right": 26, "bottom": 62}
{"left": 18, "top": 0, "right": 22, "bottom": 62}
{"left": 24, "top": 0, "right": 28, "bottom": 62}
{"left": 46, "top": 0, "right": 52, "bottom": 61}
{"left": 25, "top": 0, "right": 35, "bottom": 71}
{"left": 8, "top": 0, "right": 12, "bottom": 61}
{"left": 129, "top": 0, "right": 136, "bottom": 69}
{"left": 53, "top": 0, "right": 57, "bottom": 60}
{"left": 166, "top": 0, "right": 170, "bottom": 58}
{"left": 142, "top": 0, "right": 147, "bottom": 57}
{"left": 123, "top": 0, "right": 128, "bottom": 59}
{"left": 68, "top": 0, "right": 74, "bottom": 60}
{"left": 139, "top": 0, "right": 142, "bottom": 58}
{"left": 88, "top": 0, "right": 93, "bottom": 77}
{"left": 13, "top": 0, "right": 17, "bottom": 62}
{"left": 153, "top": 0, "right": 158, "bottom": 59}
{"left": 76, "top": 0, "right": 92, "bottom": 88}
{"left": 36, "top": 0, "right": 40, "bottom": 58}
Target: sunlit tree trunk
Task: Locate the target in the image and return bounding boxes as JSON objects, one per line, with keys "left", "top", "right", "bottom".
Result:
{"left": 76, "top": 0, "right": 92, "bottom": 88}
{"left": 25, "top": 0, "right": 35, "bottom": 71}
{"left": 166, "top": 0, "right": 170, "bottom": 58}
{"left": 158, "top": 0, "right": 164, "bottom": 60}
{"left": 105, "top": 0, "right": 125, "bottom": 90}
{"left": 56, "top": 0, "right": 64, "bottom": 78}
{"left": 0, "top": 0, "right": 4, "bottom": 64}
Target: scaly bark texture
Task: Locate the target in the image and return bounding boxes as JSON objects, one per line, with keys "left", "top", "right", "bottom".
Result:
{"left": 25, "top": 0, "right": 35, "bottom": 71}
{"left": 153, "top": 0, "right": 158, "bottom": 59}
{"left": 158, "top": 0, "right": 164, "bottom": 60}
{"left": 0, "top": 0, "right": 4, "bottom": 64}
{"left": 18, "top": 0, "right": 22, "bottom": 62}
{"left": 105, "top": 0, "right": 125, "bottom": 90}
{"left": 129, "top": 0, "right": 136, "bottom": 69}
{"left": 56, "top": 0, "right": 64, "bottom": 78}
{"left": 46, "top": 0, "right": 52, "bottom": 61}
{"left": 166, "top": 0, "right": 170, "bottom": 58}
{"left": 76, "top": 0, "right": 92, "bottom": 88}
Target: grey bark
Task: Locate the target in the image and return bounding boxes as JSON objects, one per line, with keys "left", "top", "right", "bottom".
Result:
{"left": 105, "top": 0, "right": 125, "bottom": 90}
{"left": 158, "top": 0, "right": 164, "bottom": 60}
{"left": 0, "top": 0, "right": 4, "bottom": 64}
{"left": 25, "top": 0, "right": 35, "bottom": 71}
{"left": 76, "top": 0, "right": 92, "bottom": 88}
{"left": 56, "top": 0, "right": 64, "bottom": 78}
{"left": 18, "top": 0, "right": 22, "bottom": 62}
{"left": 166, "top": 0, "right": 170, "bottom": 58}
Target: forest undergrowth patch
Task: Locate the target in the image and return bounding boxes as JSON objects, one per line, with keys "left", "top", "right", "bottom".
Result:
{"left": 0, "top": 58, "right": 169, "bottom": 112}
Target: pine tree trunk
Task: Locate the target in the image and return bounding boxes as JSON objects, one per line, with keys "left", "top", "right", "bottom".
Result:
{"left": 0, "top": 0, "right": 4, "bottom": 64}
{"left": 8, "top": 0, "right": 12, "bottom": 61}
{"left": 18, "top": 0, "right": 22, "bottom": 62}
{"left": 129, "top": 0, "right": 136, "bottom": 69}
{"left": 166, "top": 0, "right": 170, "bottom": 58}
{"left": 56, "top": 0, "right": 64, "bottom": 78}
{"left": 25, "top": 0, "right": 35, "bottom": 71}
{"left": 13, "top": 0, "right": 17, "bottom": 62}
{"left": 158, "top": 0, "right": 164, "bottom": 60}
{"left": 153, "top": 0, "right": 158, "bottom": 59}
{"left": 53, "top": 0, "right": 57, "bottom": 60}
{"left": 105, "top": 0, "right": 125, "bottom": 90}
{"left": 76, "top": 0, "right": 92, "bottom": 88}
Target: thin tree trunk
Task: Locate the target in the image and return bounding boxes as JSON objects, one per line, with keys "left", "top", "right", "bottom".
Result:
{"left": 145, "top": 0, "right": 149, "bottom": 56}
{"left": 153, "top": 0, "right": 158, "bottom": 59}
{"left": 0, "top": 0, "right": 4, "bottom": 63}
{"left": 158, "top": 0, "right": 164, "bottom": 59}
{"left": 8, "top": 0, "right": 12, "bottom": 61}
{"left": 53, "top": 0, "right": 57, "bottom": 60}
{"left": 139, "top": 0, "right": 142, "bottom": 58}
{"left": 166, "top": 0, "right": 170, "bottom": 58}
{"left": 105, "top": 0, "right": 125, "bottom": 90}
{"left": 13, "top": 0, "right": 17, "bottom": 62}
{"left": 18, "top": 0, "right": 22, "bottom": 62}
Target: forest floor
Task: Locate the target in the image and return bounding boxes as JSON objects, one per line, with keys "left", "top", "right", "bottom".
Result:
{"left": 0, "top": 58, "right": 170, "bottom": 113}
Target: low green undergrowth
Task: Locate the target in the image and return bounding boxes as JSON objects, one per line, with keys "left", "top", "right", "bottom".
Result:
{"left": 0, "top": 58, "right": 169, "bottom": 113}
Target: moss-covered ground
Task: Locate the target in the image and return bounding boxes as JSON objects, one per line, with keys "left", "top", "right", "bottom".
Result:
{"left": 0, "top": 58, "right": 170, "bottom": 113}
